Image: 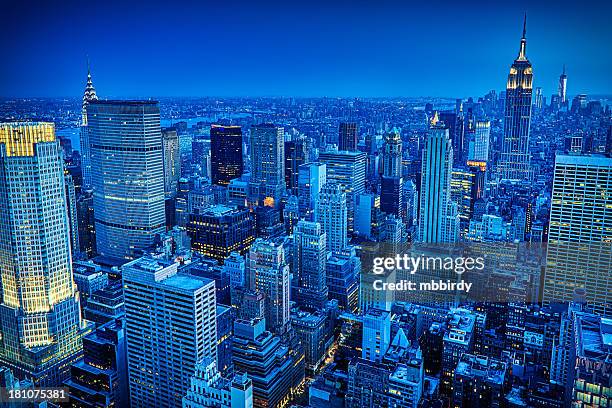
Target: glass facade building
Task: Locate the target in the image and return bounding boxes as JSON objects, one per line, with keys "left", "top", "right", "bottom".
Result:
{"left": 0, "top": 123, "right": 85, "bottom": 385}
{"left": 87, "top": 100, "right": 166, "bottom": 260}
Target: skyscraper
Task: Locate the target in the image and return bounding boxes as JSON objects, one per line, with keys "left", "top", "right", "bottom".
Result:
{"left": 467, "top": 121, "right": 490, "bottom": 163}
{"left": 339, "top": 122, "right": 358, "bottom": 152}
{"left": 80, "top": 60, "right": 98, "bottom": 189}
{"left": 211, "top": 125, "right": 243, "bottom": 186}
{"left": 284, "top": 138, "right": 308, "bottom": 195}
{"left": 498, "top": 15, "right": 534, "bottom": 181}
{"left": 247, "top": 239, "right": 291, "bottom": 336}
{"left": 249, "top": 124, "right": 285, "bottom": 206}
{"left": 450, "top": 162, "right": 486, "bottom": 238}
{"left": 162, "top": 127, "right": 180, "bottom": 198}
{"left": 318, "top": 149, "right": 366, "bottom": 231}
{"left": 293, "top": 221, "right": 328, "bottom": 311}
{"left": 316, "top": 183, "right": 348, "bottom": 254}
{"left": 87, "top": 100, "right": 165, "bottom": 259}
{"left": 192, "top": 134, "right": 211, "bottom": 178}
{"left": 558, "top": 64, "right": 568, "bottom": 106}
{"left": 439, "top": 107, "right": 465, "bottom": 167}
{"left": 418, "top": 116, "right": 459, "bottom": 243}
{"left": 123, "top": 257, "right": 217, "bottom": 408}
{"left": 543, "top": 155, "right": 612, "bottom": 315}
{"left": 0, "top": 123, "right": 85, "bottom": 385}
{"left": 380, "top": 131, "right": 403, "bottom": 217}
{"left": 354, "top": 193, "right": 380, "bottom": 239}
{"left": 297, "top": 162, "right": 327, "bottom": 220}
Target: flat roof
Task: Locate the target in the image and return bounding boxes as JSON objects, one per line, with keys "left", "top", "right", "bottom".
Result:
{"left": 163, "top": 273, "right": 213, "bottom": 291}
{"left": 90, "top": 99, "right": 158, "bottom": 105}
{"left": 556, "top": 154, "right": 612, "bottom": 166}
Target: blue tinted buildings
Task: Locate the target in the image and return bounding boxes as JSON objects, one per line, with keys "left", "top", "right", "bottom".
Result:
{"left": 87, "top": 100, "right": 165, "bottom": 259}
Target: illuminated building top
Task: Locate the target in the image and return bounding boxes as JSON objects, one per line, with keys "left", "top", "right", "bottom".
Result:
{"left": 81, "top": 58, "right": 98, "bottom": 125}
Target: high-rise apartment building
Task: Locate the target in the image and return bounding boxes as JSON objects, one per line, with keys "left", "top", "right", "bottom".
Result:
{"left": 498, "top": 15, "right": 534, "bottom": 180}
{"left": 87, "top": 100, "right": 165, "bottom": 259}
{"left": 211, "top": 125, "right": 243, "bottom": 186}
{"left": 0, "top": 123, "right": 85, "bottom": 385}
{"left": 544, "top": 155, "right": 612, "bottom": 315}
{"left": 123, "top": 257, "right": 217, "bottom": 408}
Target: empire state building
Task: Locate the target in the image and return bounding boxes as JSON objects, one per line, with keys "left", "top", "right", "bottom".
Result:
{"left": 498, "top": 15, "right": 533, "bottom": 181}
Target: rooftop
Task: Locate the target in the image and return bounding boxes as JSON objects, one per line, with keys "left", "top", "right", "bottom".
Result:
{"left": 89, "top": 99, "right": 158, "bottom": 105}
{"left": 556, "top": 154, "right": 612, "bottom": 167}
{"left": 201, "top": 204, "right": 239, "bottom": 217}
{"left": 455, "top": 354, "right": 507, "bottom": 385}
{"left": 163, "top": 273, "right": 213, "bottom": 292}
{"left": 575, "top": 313, "right": 612, "bottom": 362}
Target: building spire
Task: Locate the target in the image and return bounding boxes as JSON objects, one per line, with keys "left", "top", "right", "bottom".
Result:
{"left": 517, "top": 13, "right": 527, "bottom": 60}
{"left": 82, "top": 56, "right": 98, "bottom": 126}
{"left": 562, "top": 64, "right": 566, "bottom": 76}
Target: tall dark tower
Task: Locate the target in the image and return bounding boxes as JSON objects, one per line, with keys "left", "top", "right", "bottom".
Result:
{"left": 498, "top": 14, "right": 533, "bottom": 181}
{"left": 339, "top": 122, "right": 358, "bottom": 152}
{"left": 210, "top": 125, "right": 243, "bottom": 186}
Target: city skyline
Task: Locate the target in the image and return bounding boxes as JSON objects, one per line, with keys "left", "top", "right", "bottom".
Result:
{"left": 0, "top": 2, "right": 610, "bottom": 407}
{"left": 1, "top": 0, "right": 611, "bottom": 99}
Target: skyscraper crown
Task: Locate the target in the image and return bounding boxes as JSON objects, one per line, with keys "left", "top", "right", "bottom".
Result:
{"left": 82, "top": 57, "right": 98, "bottom": 125}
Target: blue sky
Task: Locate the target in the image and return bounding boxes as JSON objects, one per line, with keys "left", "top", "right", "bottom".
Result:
{"left": 1, "top": 0, "right": 610, "bottom": 98}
